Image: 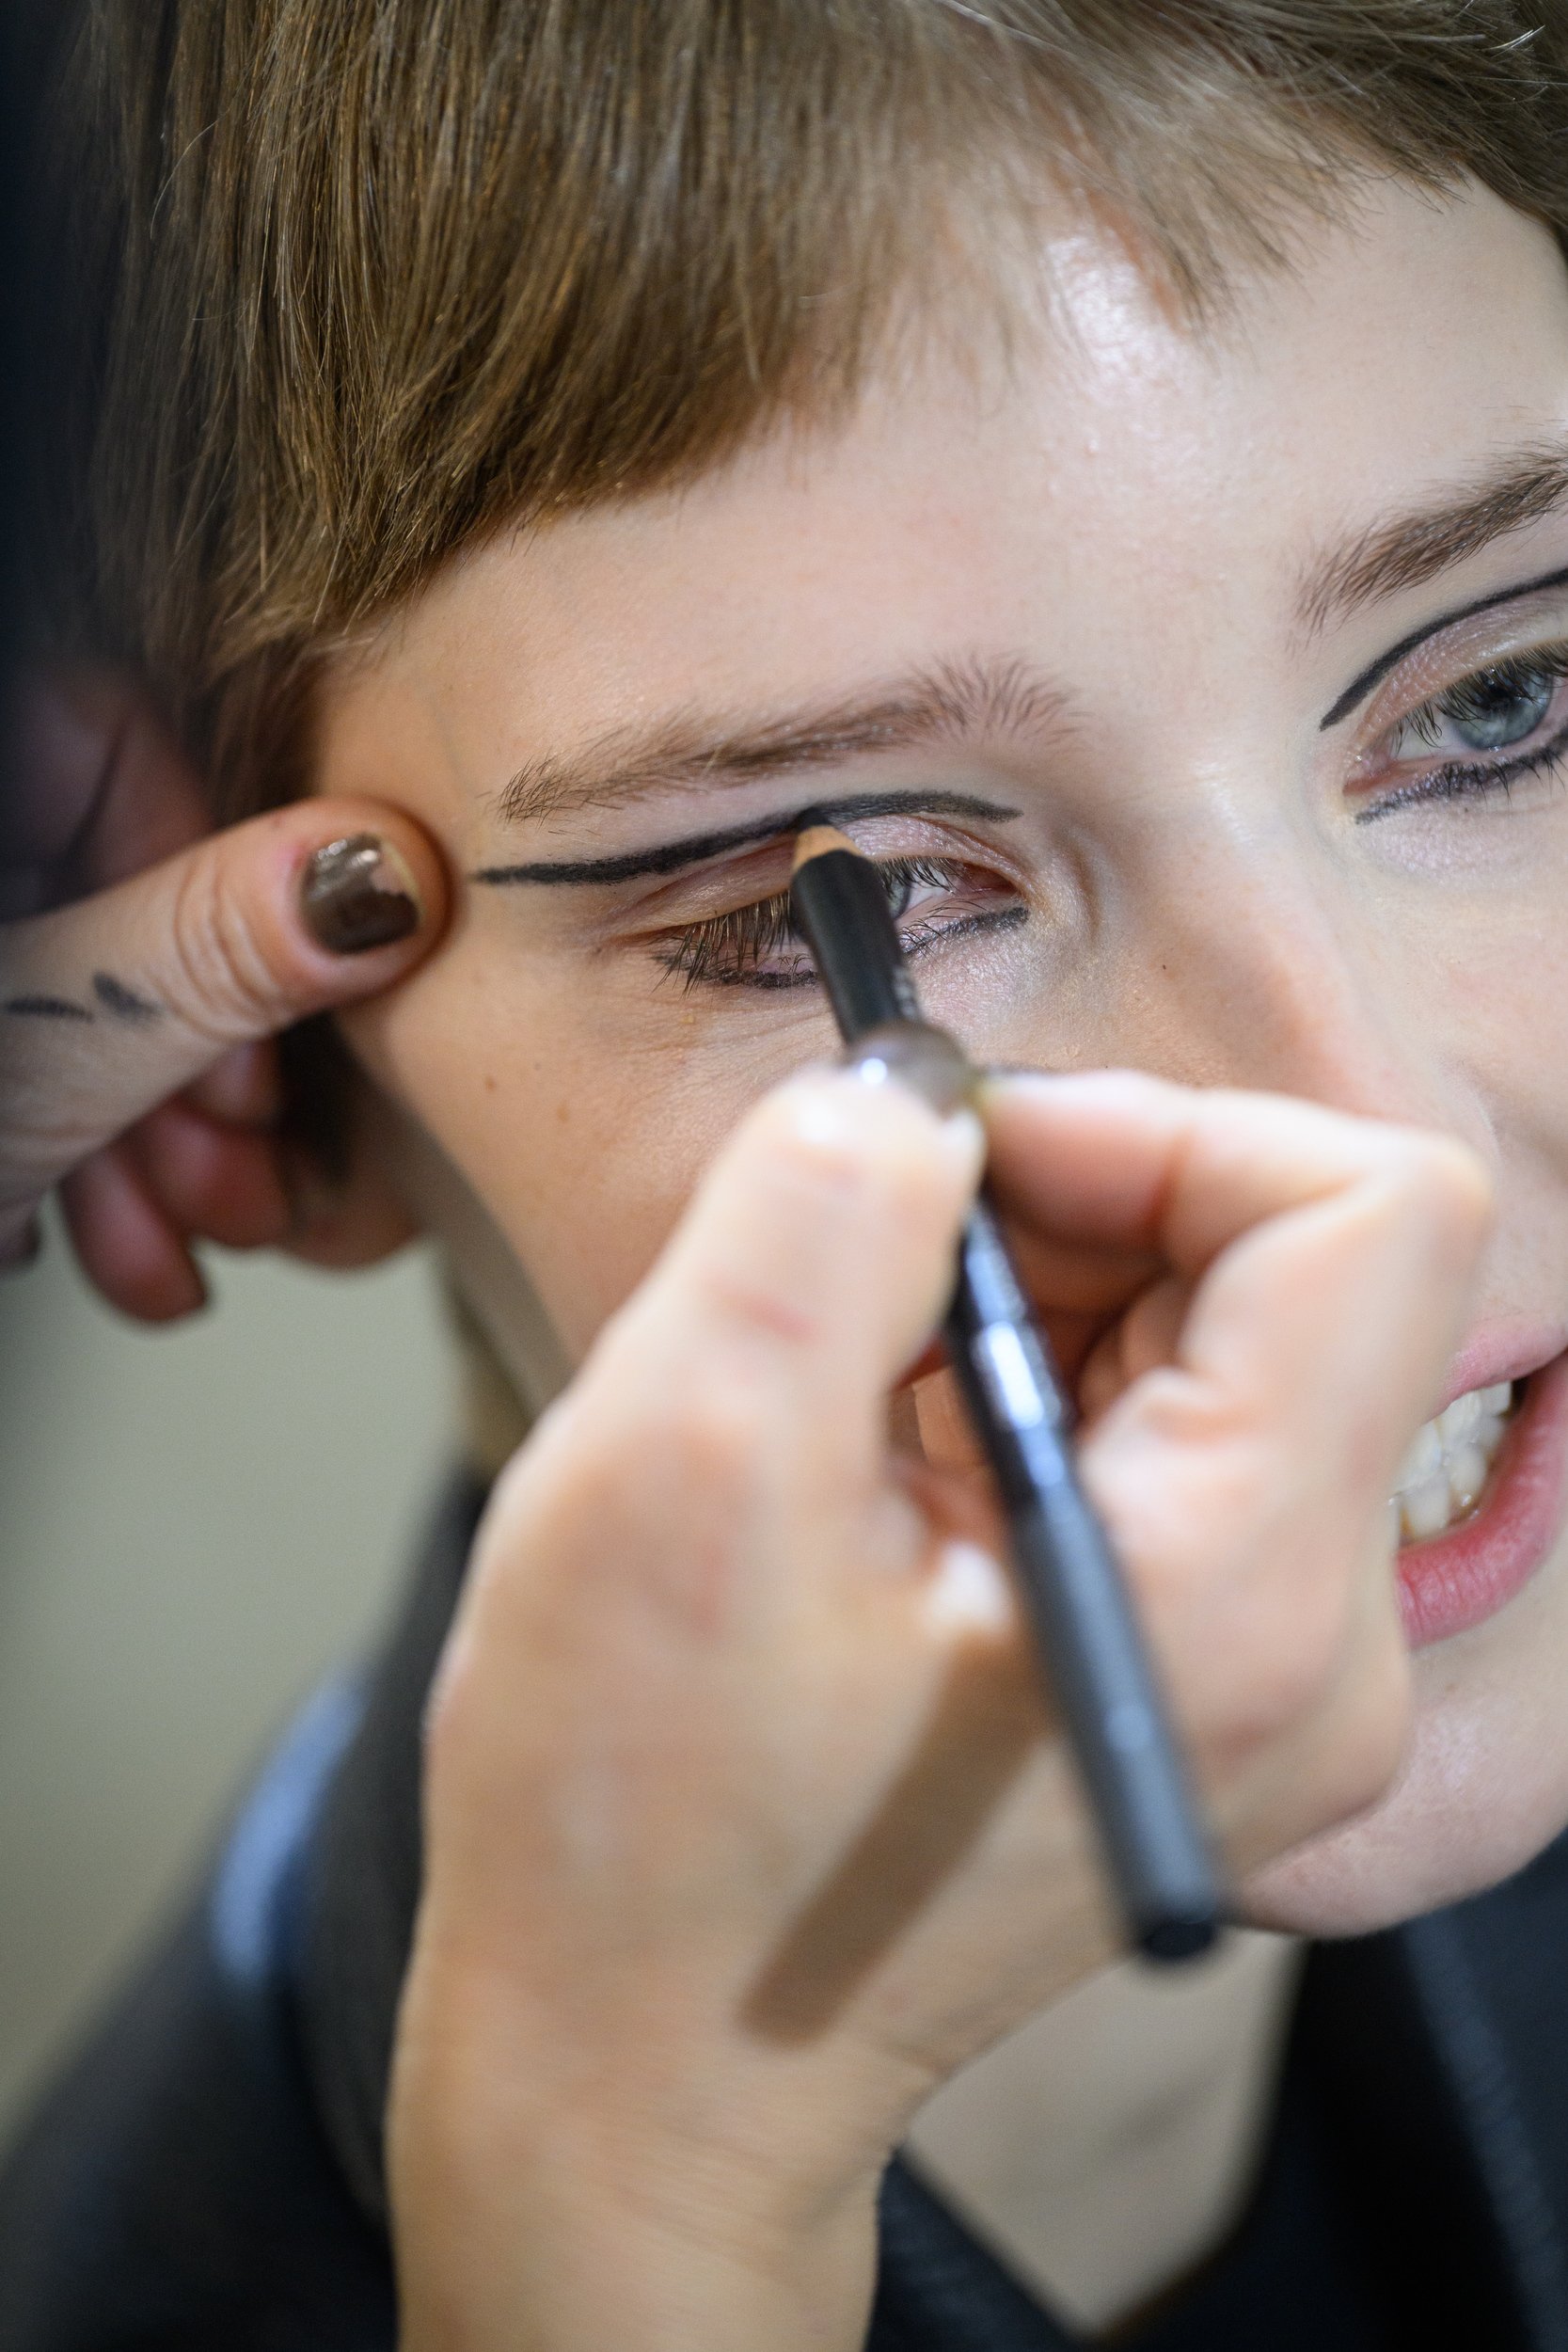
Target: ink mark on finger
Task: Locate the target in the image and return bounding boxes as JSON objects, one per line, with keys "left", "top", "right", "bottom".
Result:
{"left": 92, "top": 973, "right": 162, "bottom": 1023}
{"left": 4, "top": 994, "right": 93, "bottom": 1021}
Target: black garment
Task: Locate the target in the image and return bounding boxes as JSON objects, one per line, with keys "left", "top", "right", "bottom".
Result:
{"left": 5, "top": 1474, "right": 1568, "bottom": 2350}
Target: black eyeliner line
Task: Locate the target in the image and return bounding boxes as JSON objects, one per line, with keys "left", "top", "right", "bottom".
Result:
{"left": 1320, "top": 563, "right": 1568, "bottom": 732}
{"left": 469, "top": 789, "right": 1021, "bottom": 887}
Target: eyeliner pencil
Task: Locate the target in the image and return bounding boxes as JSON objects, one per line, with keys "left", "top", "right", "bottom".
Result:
{"left": 790, "top": 823, "right": 1223, "bottom": 1963}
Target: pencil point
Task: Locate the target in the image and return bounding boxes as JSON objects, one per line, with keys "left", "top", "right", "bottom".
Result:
{"left": 792, "top": 822, "right": 864, "bottom": 871}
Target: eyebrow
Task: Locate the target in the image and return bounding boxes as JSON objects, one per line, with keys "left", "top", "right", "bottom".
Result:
{"left": 473, "top": 787, "right": 1022, "bottom": 885}
{"left": 473, "top": 454, "right": 1568, "bottom": 860}
{"left": 1300, "top": 450, "right": 1568, "bottom": 639}
{"left": 1301, "top": 448, "right": 1568, "bottom": 728}
{"left": 472, "top": 655, "right": 1060, "bottom": 884}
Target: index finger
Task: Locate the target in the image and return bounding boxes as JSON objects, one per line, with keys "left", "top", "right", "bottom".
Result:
{"left": 982, "top": 1069, "right": 1491, "bottom": 1278}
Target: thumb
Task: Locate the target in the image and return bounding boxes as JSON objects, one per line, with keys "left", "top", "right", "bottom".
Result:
{"left": 0, "top": 799, "right": 447, "bottom": 1235}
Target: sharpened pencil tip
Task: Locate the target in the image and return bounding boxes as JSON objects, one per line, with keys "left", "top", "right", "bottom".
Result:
{"left": 792, "top": 822, "right": 865, "bottom": 871}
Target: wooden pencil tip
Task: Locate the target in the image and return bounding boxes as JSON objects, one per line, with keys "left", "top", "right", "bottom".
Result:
{"left": 792, "top": 822, "right": 864, "bottom": 872}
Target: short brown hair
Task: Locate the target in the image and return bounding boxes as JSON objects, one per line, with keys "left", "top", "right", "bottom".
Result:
{"left": 26, "top": 0, "right": 1568, "bottom": 814}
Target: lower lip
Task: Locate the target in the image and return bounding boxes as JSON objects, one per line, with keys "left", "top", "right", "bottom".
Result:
{"left": 1397, "top": 1352, "right": 1568, "bottom": 1648}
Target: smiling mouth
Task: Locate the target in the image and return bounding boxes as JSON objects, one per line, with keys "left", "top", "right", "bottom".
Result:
{"left": 1391, "top": 1379, "right": 1518, "bottom": 1546}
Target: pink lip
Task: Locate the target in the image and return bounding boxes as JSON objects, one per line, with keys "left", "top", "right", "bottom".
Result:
{"left": 1433, "top": 1325, "right": 1566, "bottom": 1420}
{"left": 1397, "top": 1350, "right": 1568, "bottom": 1648}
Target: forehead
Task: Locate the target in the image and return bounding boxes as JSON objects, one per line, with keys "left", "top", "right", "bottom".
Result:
{"left": 358, "top": 180, "right": 1568, "bottom": 753}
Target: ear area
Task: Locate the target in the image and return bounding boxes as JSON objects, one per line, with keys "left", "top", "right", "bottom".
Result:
{"left": 273, "top": 1014, "right": 427, "bottom": 1269}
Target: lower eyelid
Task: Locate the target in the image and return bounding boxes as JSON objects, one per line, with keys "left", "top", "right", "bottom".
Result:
{"left": 1353, "top": 710, "right": 1568, "bottom": 824}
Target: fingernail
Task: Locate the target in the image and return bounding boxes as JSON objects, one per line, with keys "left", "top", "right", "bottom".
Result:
{"left": 300, "top": 834, "right": 420, "bottom": 955}
{"left": 842, "top": 1021, "right": 977, "bottom": 1118}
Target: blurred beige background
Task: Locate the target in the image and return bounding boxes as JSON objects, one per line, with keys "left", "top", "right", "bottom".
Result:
{"left": 0, "top": 1216, "right": 455, "bottom": 2146}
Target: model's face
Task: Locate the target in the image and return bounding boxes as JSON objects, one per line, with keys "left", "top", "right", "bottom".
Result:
{"left": 325, "top": 177, "right": 1568, "bottom": 1931}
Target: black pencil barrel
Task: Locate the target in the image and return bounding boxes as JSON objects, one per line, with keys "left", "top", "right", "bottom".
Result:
{"left": 789, "top": 849, "right": 920, "bottom": 1035}
{"left": 945, "top": 1203, "right": 1220, "bottom": 1960}
{"left": 789, "top": 837, "right": 1224, "bottom": 1962}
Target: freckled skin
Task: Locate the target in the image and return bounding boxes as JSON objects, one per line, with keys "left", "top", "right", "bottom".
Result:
{"left": 328, "top": 179, "right": 1568, "bottom": 1935}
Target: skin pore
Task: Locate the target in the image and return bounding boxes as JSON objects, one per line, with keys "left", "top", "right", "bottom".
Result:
{"left": 321, "top": 177, "right": 1568, "bottom": 2323}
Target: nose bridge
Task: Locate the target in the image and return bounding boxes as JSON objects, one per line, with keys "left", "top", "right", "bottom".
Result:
{"left": 1089, "top": 822, "right": 1469, "bottom": 1138}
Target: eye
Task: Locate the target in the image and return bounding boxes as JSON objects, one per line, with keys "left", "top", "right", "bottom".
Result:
{"left": 1355, "top": 642, "right": 1568, "bottom": 822}
{"left": 1385, "top": 655, "right": 1561, "bottom": 759}
{"left": 653, "top": 853, "right": 1024, "bottom": 991}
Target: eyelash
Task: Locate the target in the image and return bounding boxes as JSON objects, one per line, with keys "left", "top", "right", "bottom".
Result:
{"left": 654, "top": 854, "right": 1020, "bottom": 991}
{"left": 1357, "top": 643, "right": 1568, "bottom": 823}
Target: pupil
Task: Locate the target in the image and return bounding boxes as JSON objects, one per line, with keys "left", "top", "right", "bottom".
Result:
{"left": 1444, "top": 664, "right": 1554, "bottom": 752}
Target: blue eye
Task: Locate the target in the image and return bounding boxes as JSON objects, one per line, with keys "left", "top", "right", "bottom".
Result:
{"left": 881, "top": 866, "right": 918, "bottom": 920}
{"left": 1438, "top": 663, "right": 1554, "bottom": 751}
{"left": 1394, "top": 654, "right": 1564, "bottom": 759}
{"left": 1356, "top": 641, "right": 1568, "bottom": 823}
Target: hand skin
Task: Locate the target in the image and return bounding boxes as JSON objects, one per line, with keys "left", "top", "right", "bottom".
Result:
{"left": 0, "top": 669, "right": 447, "bottom": 1314}
{"left": 388, "top": 1061, "right": 1488, "bottom": 2352}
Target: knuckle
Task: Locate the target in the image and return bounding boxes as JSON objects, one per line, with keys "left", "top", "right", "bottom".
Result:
{"left": 166, "top": 844, "right": 295, "bottom": 1042}
{"left": 493, "top": 1372, "right": 777, "bottom": 1645}
{"left": 646, "top": 1374, "right": 772, "bottom": 1502}
{"left": 693, "top": 1259, "right": 821, "bottom": 1349}
{"left": 542, "top": 1358, "right": 772, "bottom": 1535}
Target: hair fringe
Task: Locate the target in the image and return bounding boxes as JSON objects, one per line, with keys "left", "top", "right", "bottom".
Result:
{"left": 21, "top": 0, "right": 1568, "bottom": 812}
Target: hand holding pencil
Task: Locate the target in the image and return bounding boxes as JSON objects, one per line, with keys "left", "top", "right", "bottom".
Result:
{"left": 396, "top": 1014, "right": 1485, "bottom": 2347}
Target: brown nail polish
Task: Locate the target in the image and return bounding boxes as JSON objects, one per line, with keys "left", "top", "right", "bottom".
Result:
{"left": 300, "top": 834, "right": 420, "bottom": 956}
{"left": 843, "top": 1021, "right": 977, "bottom": 1118}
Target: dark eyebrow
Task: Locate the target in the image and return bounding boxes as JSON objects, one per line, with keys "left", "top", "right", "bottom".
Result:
{"left": 483, "top": 653, "right": 1067, "bottom": 827}
{"left": 1301, "top": 448, "right": 1568, "bottom": 729}
{"left": 1300, "top": 450, "right": 1568, "bottom": 641}
{"left": 473, "top": 787, "right": 1021, "bottom": 885}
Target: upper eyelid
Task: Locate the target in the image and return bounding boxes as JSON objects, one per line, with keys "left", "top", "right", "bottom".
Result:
{"left": 1357, "top": 626, "right": 1568, "bottom": 754}
{"left": 1320, "top": 563, "right": 1568, "bottom": 732}
{"left": 1388, "top": 647, "right": 1556, "bottom": 726}
{"left": 473, "top": 788, "right": 1022, "bottom": 887}
{"left": 657, "top": 855, "right": 1006, "bottom": 982}
{"left": 664, "top": 850, "right": 964, "bottom": 930}
{"left": 619, "top": 834, "right": 1008, "bottom": 933}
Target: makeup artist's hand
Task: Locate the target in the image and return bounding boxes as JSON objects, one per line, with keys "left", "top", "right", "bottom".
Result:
{"left": 388, "top": 1057, "right": 1489, "bottom": 2352}
{"left": 0, "top": 668, "right": 446, "bottom": 1314}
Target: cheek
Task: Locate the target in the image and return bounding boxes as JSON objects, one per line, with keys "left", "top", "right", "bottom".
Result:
{"left": 341, "top": 934, "right": 776, "bottom": 1363}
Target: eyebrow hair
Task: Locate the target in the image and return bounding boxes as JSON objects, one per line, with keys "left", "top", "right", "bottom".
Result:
{"left": 488, "top": 654, "right": 1069, "bottom": 834}
{"left": 1299, "top": 450, "right": 1568, "bottom": 642}
{"left": 472, "top": 787, "right": 1022, "bottom": 885}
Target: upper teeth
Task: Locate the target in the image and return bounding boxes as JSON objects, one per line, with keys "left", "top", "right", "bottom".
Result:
{"left": 1392, "top": 1381, "right": 1515, "bottom": 1545}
